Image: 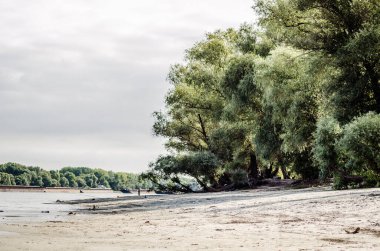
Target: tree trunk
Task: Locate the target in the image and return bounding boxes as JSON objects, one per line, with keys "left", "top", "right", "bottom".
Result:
{"left": 248, "top": 152, "right": 259, "bottom": 186}
{"left": 197, "top": 114, "right": 210, "bottom": 146}
{"left": 364, "top": 61, "right": 380, "bottom": 113}
{"left": 278, "top": 156, "right": 290, "bottom": 179}
{"left": 270, "top": 164, "right": 280, "bottom": 178}
{"left": 194, "top": 176, "right": 209, "bottom": 191}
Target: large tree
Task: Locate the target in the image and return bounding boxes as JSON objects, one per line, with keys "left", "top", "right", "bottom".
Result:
{"left": 148, "top": 26, "right": 269, "bottom": 190}
{"left": 256, "top": 0, "right": 380, "bottom": 121}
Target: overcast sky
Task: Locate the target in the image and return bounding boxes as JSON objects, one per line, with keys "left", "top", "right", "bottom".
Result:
{"left": 0, "top": 0, "right": 255, "bottom": 172}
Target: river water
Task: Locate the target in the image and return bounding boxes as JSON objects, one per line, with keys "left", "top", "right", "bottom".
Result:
{"left": 0, "top": 192, "right": 123, "bottom": 223}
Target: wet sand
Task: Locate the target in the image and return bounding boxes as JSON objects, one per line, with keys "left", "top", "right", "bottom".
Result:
{"left": 0, "top": 187, "right": 379, "bottom": 250}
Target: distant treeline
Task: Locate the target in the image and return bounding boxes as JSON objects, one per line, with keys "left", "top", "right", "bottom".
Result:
{"left": 0, "top": 163, "right": 152, "bottom": 191}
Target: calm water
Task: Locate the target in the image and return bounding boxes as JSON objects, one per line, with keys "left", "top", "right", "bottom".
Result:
{"left": 0, "top": 192, "right": 123, "bottom": 223}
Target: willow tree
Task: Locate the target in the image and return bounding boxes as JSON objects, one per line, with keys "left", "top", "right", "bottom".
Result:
{"left": 256, "top": 0, "right": 380, "bottom": 121}
{"left": 256, "top": 47, "right": 325, "bottom": 179}
{"left": 256, "top": 0, "right": 380, "bottom": 184}
{"left": 148, "top": 26, "right": 269, "bottom": 190}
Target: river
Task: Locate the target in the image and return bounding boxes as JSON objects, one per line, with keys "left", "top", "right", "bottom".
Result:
{"left": 0, "top": 191, "right": 124, "bottom": 223}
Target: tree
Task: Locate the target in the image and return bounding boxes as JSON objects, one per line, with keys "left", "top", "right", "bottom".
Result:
{"left": 98, "top": 176, "right": 110, "bottom": 188}
{"left": 83, "top": 174, "right": 98, "bottom": 188}
{"left": 63, "top": 172, "right": 78, "bottom": 187}
{"left": 256, "top": 0, "right": 380, "bottom": 121}
{"left": 0, "top": 162, "right": 29, "bottom": 176}
{"left": 76, "top": 177, "right": 87, "bottom": 188}
{"left": 0, "top": 172, "right": 16, "bottom": 185}
{"left": 219, "top": 53, "right": 265, "bottom": 183}
{"left": 59, "top": 177, "right": 69, "bottom": 187}
{"left": 41, "top": 172, "right": 54, "bottom": 187}
{"left": 50, "top": 170, "right": 60, "bottom": 181}
{"left": 147, "top": 26, "right": 275, "bottom": 190}
{"left": 255, "top": 47, "right": 321, "bottom": 179}
{"left": 15, "top": 173, "right": 31, "bottom": 186}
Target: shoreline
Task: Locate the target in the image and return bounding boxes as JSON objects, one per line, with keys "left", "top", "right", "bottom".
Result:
{"left": 1, "top": 187, "right": 380, "bottom": 250}
{"left": 0, "top": 185, "right": 115, "bottom": 193}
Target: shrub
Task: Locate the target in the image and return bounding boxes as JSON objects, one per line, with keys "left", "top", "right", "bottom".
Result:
{"left": 338, "top": 112, "right": 380, "bottom": 174}
{"left": 291, "top": 149, "right": 319, "bottom": 180}
{"left": 229, "top": 169, "right": 249, "bottom": 187}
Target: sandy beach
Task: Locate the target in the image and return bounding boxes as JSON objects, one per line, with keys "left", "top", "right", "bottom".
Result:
{"left": 1, "top": 187, "right": 380, "bottom": 250}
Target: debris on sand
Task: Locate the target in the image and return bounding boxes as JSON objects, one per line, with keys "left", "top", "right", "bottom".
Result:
{"left": 368, "top": 193, "right": 380, "bottom": 197}
{"left": 89, "top": 205, "right": 98, "bottom": 211}
{"left": 344, "top": 227, "right": 360, "bottom": 234}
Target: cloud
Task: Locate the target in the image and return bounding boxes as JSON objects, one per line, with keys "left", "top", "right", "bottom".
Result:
{"left": 0, "top": 0, "right": 255, "bottom": 171}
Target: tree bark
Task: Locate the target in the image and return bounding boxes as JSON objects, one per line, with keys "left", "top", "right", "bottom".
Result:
{"left": 194, "top": 176, "right": 209, "bottom": 191}
{"left": 197, "top": 114, "right": 210, "bottom": 146}
{"left": 270, "top": 164, "right": 280, "bottom": 178}
{"left": 278, "top": 156, "right": 290, "bottom": 179}
{"left": 248, "top": 151, "right": 259, "bottom": 186}
{"left": 364, "top": 61, "right": 380, "bottom": 113}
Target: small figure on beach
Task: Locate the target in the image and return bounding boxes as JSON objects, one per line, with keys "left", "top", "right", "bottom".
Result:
{"left": 138, "top": 187, "right": 141, "bottom": 197}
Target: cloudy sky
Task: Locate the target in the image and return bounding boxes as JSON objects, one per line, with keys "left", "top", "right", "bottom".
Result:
{"left": 0, "top": 0, "right": 255, "bottom": 172}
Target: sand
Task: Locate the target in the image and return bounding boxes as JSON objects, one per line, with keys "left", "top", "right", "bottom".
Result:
{"left": 1, "top": 187, "right": 379, "bottom": 250}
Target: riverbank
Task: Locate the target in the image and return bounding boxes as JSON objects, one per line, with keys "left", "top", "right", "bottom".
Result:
{"left": 0, "top": 185, "right": 114, "bottom": 193}
{"left": 1, "top": 187, "right": 379, "bottom": 250}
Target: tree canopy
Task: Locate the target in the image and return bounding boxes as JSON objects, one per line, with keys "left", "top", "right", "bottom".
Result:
{"left": 144, "top": 0, "right": 380, "bottom": 191}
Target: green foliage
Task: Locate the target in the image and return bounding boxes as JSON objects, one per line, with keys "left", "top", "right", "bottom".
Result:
{"left": 34, "top": 177, "right": 44, "bottom": 187}
{"left": 256, "top": 0, "right": 380, "bottom": 119}
{"left": 144, "top": 151, "right": 220, "bottom": 191}
{"left": 60, "top": 167, "right": 94, "bottom": 176}
{"left": 312, "top": 117, "right": 342, "bottom": 180}
{"left": 0, "top": 163, "right": 30, "bottom": 176}
{"left": 59, "top": 177, "right": 69, "bottom": 187}
{"left": 0, "top": 163, "right": 146, "bottom": 191}
{"left": 222, "top": 54, "right": 260, "bottom": 108}
{"left": 332, "top": 174, "right": 348, "bottom": 190}
{"left": 76, "top": 177, "right": 87, "bottom": 188}
{"left": 64, "top": 172, "right": 78, "bottom": 187}
{"left": 41, "top": 172, "right": 53, "bottom": 187}
{"left": 228, "top": 169, "right": 249, "bottom": 188}
{"left": 50, "top": 170, "right": 60, "bottom": 181}
{"left": 150, "top": 1, "right": 379, "bottom": 190}
{"left": 15, "top": 173, "right": 31, "bottom": 186}
{"left": 361, "top": 170, "right": 380, "bottom": 188}
{"left": 0, "top": 172, "right": 16, "bottom": 185}
{"left": 98, "top": 176, "right": 110, "bottom": 188}
{"left": 337, "top": 113, "right": 380, "bottom": 173}
{"left": 291, "top": 150, "right": 319, "bottom": 180}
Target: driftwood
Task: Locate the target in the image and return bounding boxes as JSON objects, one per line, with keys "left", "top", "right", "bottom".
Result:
{"left": 342, "top": 175, "right": 364, "bottom": 184}
{"left": 206, "top": 184, "right": 235, "bottom": 192}
{"left": 344, "top": 227, "right": 360, "bottom": 234}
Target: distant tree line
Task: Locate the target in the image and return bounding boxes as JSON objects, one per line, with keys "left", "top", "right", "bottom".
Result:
{"left": 143, "top": 0, "right": 380, "bottom": 191}
{"left": 0, "top": 163, "right": 152, "bottom": 191}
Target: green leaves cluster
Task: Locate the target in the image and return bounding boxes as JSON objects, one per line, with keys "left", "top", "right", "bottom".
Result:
{"left": 146, "top": 0, "right": 380, "bottom": 191}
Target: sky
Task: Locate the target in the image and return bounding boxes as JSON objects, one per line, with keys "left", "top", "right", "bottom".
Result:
{"left": 0, "top": 0, "right": 255, "bottom": 172}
